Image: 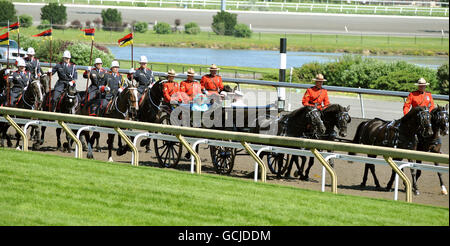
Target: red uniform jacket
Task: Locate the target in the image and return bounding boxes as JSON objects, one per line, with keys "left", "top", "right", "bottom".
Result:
{"left": 302, "top": 86, "right": 330, "bottom": 110}
{"left": 180, "top": 80, "right": 202, "bottom": 101}
{"left": 163, "top": 81, "right": 188, "bottom": 103}
{"left": 403, "top": 91, "right": 435, "bottom": 115}
{"left": 200, "top": 74, "right": 223, "bottom": 94}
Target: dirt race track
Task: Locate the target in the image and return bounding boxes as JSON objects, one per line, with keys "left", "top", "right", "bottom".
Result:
{"left": 4, "top": 117, "right": 449, "bottom": 208}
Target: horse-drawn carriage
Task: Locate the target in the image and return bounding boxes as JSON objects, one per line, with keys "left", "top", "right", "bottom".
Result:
{"left": 151, "top": 88, "right": 281, "bottom": 174}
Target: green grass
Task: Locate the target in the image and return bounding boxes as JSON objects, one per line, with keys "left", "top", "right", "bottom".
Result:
{"left": 19, "top": 26, "right": 449, "bottom": 56}
{"left": 0, "top": 148, "right": 448, "bottom": 226}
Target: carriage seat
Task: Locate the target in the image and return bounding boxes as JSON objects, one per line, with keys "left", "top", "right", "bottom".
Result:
{"left": 231, "top": 104, "right": 276, "bottom": 110}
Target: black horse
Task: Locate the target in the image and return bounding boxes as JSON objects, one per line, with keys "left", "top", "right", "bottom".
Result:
{"left": 286, "top": 104, "right": 351, "bottom": 180}
{"left": 412, "top": 104, "right": 449, "bottom": 195}
{"left": 266, "top": 106, "right": 326, "bottom": 179}
{"left": 100, "top": 82, "right": 139, "bottom": 162}
{"left": 0, "top": 78, "right": 44, "bottom": 149}
{"left": 40, "top": 82, "right": 79, "bottom": 152}
{"left": 136, "top": 78, "right": 165, "bottom": 152}
{"left": 351, "top": 106, "right": 434, "bottom": 191}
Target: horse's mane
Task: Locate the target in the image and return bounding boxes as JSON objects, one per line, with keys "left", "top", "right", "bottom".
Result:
{"left": 322, "top": 104, "right": 342, "bottom": 113}
{"left": 401, "top": 106, "right": 426, "bottom": 123}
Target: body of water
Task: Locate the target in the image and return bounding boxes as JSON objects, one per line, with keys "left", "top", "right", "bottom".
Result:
{"left": 108, "top": 46, "right": 448, "bottom": 69}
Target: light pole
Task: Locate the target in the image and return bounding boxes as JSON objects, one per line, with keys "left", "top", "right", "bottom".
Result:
{"left": 221, "top": 0, "right": 226, "bottom": 11}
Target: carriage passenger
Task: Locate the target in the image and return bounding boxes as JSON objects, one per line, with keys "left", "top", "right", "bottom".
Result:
{"left": 200, "top": 64, "right": 224, "bottom": 95}
{"left": 162, "top": 69, "right": 188, "bottom": 105}
{"left": 9, "top": 58, "right": 32, "bottom": 106}
{"left": 24, "top": 47, "right": 43, "bottom": 79}
{"left": 49, "top": 50, "right": 78, "bottom": 111}
{"left": 83, "top": 58, "right": 107, "bottom": 105}
{"left": 302, "top": 73, "right": 330, "bottom": 111}
{"left": 180, "top": 68, "right": 203, "bottom": 102}
{"left": 128, "top": 56, "right": 155, "bottom": 95}
{"left": 403, "top": 78, "right": 435, "bottom": 115}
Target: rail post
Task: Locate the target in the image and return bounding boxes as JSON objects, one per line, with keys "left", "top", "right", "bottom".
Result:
{"left": 358, "top": 92, "right": 365, "bottom": 118}
{"left": 58, "top": 120, "right": 82, "bottom": 158}
{"left": 191, "top": 139, "right": 208, "bottom": 174}
{"left": 384, "top": 156, "right": 412, "bottom": 203}
{"left": 114, "top": 127, "right": 138, "bottom": 166}
{"left": 311, "top": 148, "right": 337, "bottom": 194}
{"left": 3, "top": 115, "right": 28, "bottom": 151}
{"left": 176, "top": 134, "right": 202, "bottom": 174}
{"left": 241, "top": 141, "right": 266, "bottom": 182}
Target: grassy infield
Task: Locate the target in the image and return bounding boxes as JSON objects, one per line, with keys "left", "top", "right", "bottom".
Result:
{"left": 0, "top": 148, "right": 448, "bottom": 226}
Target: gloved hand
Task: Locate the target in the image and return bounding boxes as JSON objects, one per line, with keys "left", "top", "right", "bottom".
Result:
{"left": 69, "top": 80, "right": 76, "bottom": 87}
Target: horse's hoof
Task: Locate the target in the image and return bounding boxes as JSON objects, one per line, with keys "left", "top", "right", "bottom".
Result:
{"left": 184, "top": 152, "right": 191, "bottom": 160}
{"left": 441, "top": 186, "right": 448, "bottom": 195}
{"left": 293, "top": 171, "right": 299, "bottom": 177}
{"left": 15, "top": 146, "right": 21, "bottom": 151}
{"left": 7, "top": 142, "right": 12, "bottom": 148}
{"left": 145, "top": 149, "right": 151, "bottom": 153}
{"left": 87, "top": 153, "right": 94, "bottom": 159}
{"left": 108, "top": 157, "right": 114, "bottom": 162}
{"left": 359, "top": 183, "right": 366, "bottom": 188}
{"left": 414, "top": 190, "right": 420, "bottom": 196}
{"left": 385, "top": 187, "right": 394, "bottom": 192}
{"left": 140, "top": 139, "right": 150, "bottom": 147}
{"left": 32, "top": 143, "right": 40, "bottom": 150}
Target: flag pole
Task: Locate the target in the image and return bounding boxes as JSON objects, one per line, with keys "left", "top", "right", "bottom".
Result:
{"left": 17, "top": 16, "right": 20, "bottom": 58}
{"left": 6, "top": 20, "right": 9, "bottom": 69}
{"left": 6, "top": 20, "right": 10, "bottom": 106}
{"left": 85, "top": 37, "right": 94, "bottom": 105}
{"left": 48, "top": 23, "right": 53, "bottom": 111}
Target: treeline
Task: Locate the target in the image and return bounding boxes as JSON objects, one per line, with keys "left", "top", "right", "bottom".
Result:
{"left": 263, "top": 55, "right": 449, "bottom": 95}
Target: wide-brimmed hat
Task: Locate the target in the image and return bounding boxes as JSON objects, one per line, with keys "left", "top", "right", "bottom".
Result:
{"left": 94, "top": 58, "right": 103, "bottom": 64}
{"left": 313, "top": 73, "right": 327, "bottom": 82}
{"left": 187, "top": 68, "right": 195, "bottom": 76}
{"left": 415, "top": 77, "right": 429, "bottom": 86}
{"left": 167, "top": 69, "right": 176, "bottom": 76}
{"left": 209, "top": 64, "right": 220, "bottom": 70}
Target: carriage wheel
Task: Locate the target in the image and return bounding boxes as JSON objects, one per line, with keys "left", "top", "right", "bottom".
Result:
{"left": 264, "top": 152, "right": 290, "bottom": 176}
{"left": 154, "top": 115, "right": 182, "bottom": 168}
{"left": 210, "top": 146, "right": 236, "bottom": 175}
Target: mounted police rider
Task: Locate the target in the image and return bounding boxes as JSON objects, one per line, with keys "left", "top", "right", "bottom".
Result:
{"left": 9, "top": 58, "right": 32, "bottom": 106}
{"left": 49, "top": 50, "right": 77, "bottom": 111}
{"left": 98, "top": 60, "right": 125, "bottom": 114}
{"left": 83, "top": 57, "right": 107, "bottom": 106}
{"left": 128, "top": 56, "right": 154, "bottom": 96}
{"left": 24, "top": 47, "right": 43, "bottom": 79}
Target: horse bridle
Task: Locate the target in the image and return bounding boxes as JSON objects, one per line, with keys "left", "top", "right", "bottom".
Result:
{"left": 305, "top": 108, "right": 324, "bottom": 138}
{"left": 435, "top": 109, "right": 449, "bottom": 135}
{"left": 336, "top": 111, "right": 350, "bottom": 129}
{"left": 417, "top": 109, "right": 432, "bottom": 137}
{"left": 23, "top": 80, "right": 43, "bottom": 109}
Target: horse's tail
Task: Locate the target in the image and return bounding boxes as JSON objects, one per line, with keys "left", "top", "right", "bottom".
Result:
{"left": 349, "top": 121, "right": 367, "bottom": 156}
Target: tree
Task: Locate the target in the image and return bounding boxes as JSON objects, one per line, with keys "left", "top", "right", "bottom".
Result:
{"left": 211, "top": 11, "right": 237, "bottom": 36}
{"left": 234, "top": 24, "right": 252, "bottom": 38}
{"left": 19, "top": 15, "right": 33, "bottom": 28}
{"left": 101, "top": 8, "right": 122, "bottom": 31}
{"left": 437, "top": 63, "right": 449, "bottom": 95}
{"left": 0, "top": 1, "right": 17, "bottom": 24}
{"left": 41, "top": 3, "right": 67, "bottom": 28}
